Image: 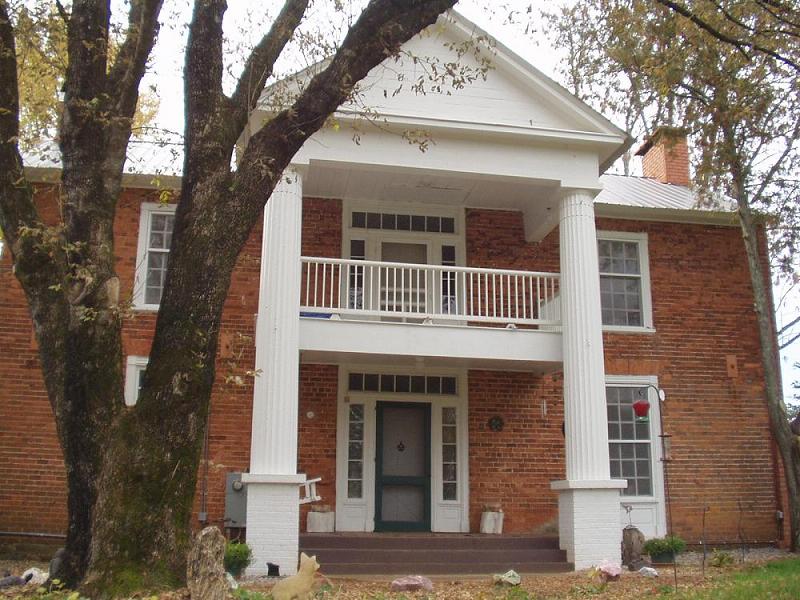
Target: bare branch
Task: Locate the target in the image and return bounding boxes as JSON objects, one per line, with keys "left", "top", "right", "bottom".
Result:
{"left": 107, "top": 0, "right": 164, "bottom": 120}
{"left": 227, "top": 0, "right": 310, "bottom": 134}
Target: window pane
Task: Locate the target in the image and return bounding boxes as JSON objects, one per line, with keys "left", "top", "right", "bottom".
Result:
{"left": 443, "top": 463, "right": 456, "bottom": 481}
{"left": 351, "top": 211, "right": 366, "bottom": 228}
{"left": 395, "top": 375, "right": 410, "bottom": 393}
{"left": 348, "top": 461, "right": 363, "bottom": 479}
{"left": 443, "top": 444, "right": 456, "bottom": 462}
{"left": 411, "top": 375, "right": 425, "bottom": 393}
{"left": 442, "top": 407, "right": 456, "bottom": 425}
{"left": 348, "top": 480, "right": 362, "bottom": 498}
{"left": 348, "top": 373, "right": 364, "bottom": 391}
{"left": 411, "top": 215, "right": 426, "bottom": 231}
{"left": 364, "top": 373, "right": 379, "bottom": 391}
{"left": 442, "top": 426, "right": 456, "bottom": 444}
{"left": 381, "top": 213, "right": 396, "bottom": 230}
{"left": 443, "top": 483, "right": 457, "bottom": 501}
{"left": 348, "top": 442, "right": 362, "bottom": 459}
{"left": 396, "top": 214, "right": 411, "bottom": 230}
{"left": 349, "top": 421, "right": 363, "bottom": 441}
{"left": 441, "top": 217, "right": 455, "bottom": 234}
{"left": 349, "top": 404, "right": 364, "bottom": 421}
{"left": 426, "top": 216, "right": 441, "bottom": 232}
{"left": 442, "top": 377, "right": 457, "bottom": 395}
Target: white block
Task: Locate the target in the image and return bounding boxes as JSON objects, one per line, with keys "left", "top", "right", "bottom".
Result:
{"left": 307, "top": 511, "right": 335, "bottom": 533}
{"left": 554, "top": 485, "right": 625, "bottom": 570}
{"left": 479, "top": 511, "right": 504, "bottom": 534}
{"left": 245, "top": 482, "right": 301, "bottom": 576}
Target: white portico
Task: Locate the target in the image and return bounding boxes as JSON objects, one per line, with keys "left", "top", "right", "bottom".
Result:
{"left": 243, "top": 11, "right": 632, "bottom": 575}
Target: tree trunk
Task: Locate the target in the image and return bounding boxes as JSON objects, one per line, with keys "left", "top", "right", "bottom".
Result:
{"left": 736, "top": 194, "right": 800, "bottom": 550}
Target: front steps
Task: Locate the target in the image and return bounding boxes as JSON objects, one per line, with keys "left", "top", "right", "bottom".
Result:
{"left": 299, "top": 533, "right": 572, "bottom": 575}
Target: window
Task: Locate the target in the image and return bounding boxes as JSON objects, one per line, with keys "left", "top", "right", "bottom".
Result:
{"left": 351, "top": 211, "right": 456, "bottom": 234}
{"left": 348, "top": 373, "right": 457, "bottom": 395}
{"left": 124, "top": 356, "right": 148, "bottom": 406}
{"left": 134, "top": 203, "right": 176, "bottom": 309}
{"left": 607, "top": 385, "right": 653, "bottom": 496}
{"left": 441, "top": 407, "right": 458, "bottom": 501}
{"left": 346, "top": 404, "right": 365, "bottom": 499}
{"left": 597, "top": 232, "right": 653, "bottom": 330}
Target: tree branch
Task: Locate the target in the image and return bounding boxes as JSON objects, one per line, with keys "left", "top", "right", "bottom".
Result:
{"left": 226, "top": 0, "right": 309, "bottom": 135}
{"left": 107, "top": 0, "right": 164, "bottom": 120}
{"left": 654, "top": 0, "right": 800, "bottom": 72}
{"left": 239, "top": 0, "right": 458, "bottom": 186}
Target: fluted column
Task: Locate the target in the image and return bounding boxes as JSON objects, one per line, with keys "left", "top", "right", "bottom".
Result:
{"left": 559, "top": 189, "right": 610, "bottom": 481}
{"left": 250, "top": 169, "right": 303, "bottom": 474}
{"left": 551, "top": 188, "right": 626, "bottom": 570}
{"left": 244, "top": 169, "right": 305, "bottom": 577}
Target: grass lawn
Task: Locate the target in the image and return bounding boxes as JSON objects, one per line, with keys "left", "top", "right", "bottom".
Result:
{"left": 659, "top": 558, "right": 800, "bottom": 599}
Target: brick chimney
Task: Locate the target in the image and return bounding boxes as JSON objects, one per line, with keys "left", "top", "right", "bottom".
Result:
{"left": 635, "top": 126, "right": 690, "bottom": 187}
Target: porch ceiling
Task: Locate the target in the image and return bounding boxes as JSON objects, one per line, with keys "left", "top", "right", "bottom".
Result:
{"left": 302, "top": 161, "right": 561, "bottom": 239}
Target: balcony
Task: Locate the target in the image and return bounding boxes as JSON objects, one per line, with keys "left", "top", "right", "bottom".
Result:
{"left": 301, "top": 257, "right": 561, "bottom": 327}
{"left": 298, "top": 258, "right": 564, "bottom": 371}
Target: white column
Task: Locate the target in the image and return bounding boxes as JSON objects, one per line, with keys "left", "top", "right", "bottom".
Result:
{"left": 551, "top": 188, "right": 626, "bottom": 569}
{"left": 243, "top": 168, "right": 305, "bottom": 577}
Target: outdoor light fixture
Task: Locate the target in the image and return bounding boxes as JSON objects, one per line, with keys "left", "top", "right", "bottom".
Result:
{"left": 632, "top": 398, "right": 651, "bottom": 422}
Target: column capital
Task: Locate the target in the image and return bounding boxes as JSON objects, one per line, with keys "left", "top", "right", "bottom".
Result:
{"left": 558, "top": 186, "right": 601, "bottom": 201}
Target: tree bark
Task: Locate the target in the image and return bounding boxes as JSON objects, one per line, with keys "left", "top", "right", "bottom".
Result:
{"left": 729, "top": 147, "right": 800, "bottom": 551}
{"left": 82, "top": 0, "right": 457, "bottom": 594}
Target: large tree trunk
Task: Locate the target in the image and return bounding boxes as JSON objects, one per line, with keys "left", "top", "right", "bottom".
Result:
{"left": 728, "top": 140, "right": 800, "bottom": 550}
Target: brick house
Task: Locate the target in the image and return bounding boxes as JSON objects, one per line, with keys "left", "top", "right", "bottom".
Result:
{"left": 0, "top": 12, "right": 785, "bottom": 575}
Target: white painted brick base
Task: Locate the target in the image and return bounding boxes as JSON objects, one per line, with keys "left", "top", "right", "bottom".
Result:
{"left": 557, "top": 488, "right": 623, "bottom": 570}
{"left": 245, "top": 482, "right": 300, "bottom": 576}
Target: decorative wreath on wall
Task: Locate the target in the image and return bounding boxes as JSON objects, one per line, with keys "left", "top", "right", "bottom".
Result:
{"left": 488, "top": 415, "right": 505, "bottom": 432}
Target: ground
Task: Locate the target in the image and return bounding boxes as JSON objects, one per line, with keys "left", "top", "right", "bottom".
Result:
{"left": 0, "top": 550, "right": 797, "bottom": 599}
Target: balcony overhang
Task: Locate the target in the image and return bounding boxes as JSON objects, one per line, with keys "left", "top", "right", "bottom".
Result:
{"left": 299, "top": 318, "right": 562, "bottom": 372}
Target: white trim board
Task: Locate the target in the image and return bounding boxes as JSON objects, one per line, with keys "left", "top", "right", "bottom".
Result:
{"left": 335, "top": 366, "right": 469, "bottom": 533}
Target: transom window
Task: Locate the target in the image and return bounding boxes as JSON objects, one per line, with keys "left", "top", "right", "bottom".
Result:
{"left": 348, "top": 373, "right": 457, "bottom": 395}
{"left": 351, "top": 211, "right": 455, "bottom": 234}
{"left": 607, "top": 385, "right": 652, "bottom": 496}
{"left": 597, "top": 232, "right": 652, "bottom": 329}
{"left": 134, "top": 203, "right": 176, "bottom": 308}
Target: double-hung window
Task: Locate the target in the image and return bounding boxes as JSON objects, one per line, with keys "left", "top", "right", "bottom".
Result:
{"left": 597, "top": 231, "right": 653, "bottom": 330}
{"left": 607, "top": 384, "right": 653, "bottom": 497}
{"left": 135, "top": 203, "right": 176, "bottom": 309}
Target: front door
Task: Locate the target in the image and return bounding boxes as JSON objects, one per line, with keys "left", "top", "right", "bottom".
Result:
{"left": 375, "top": 402, "right": 431, "bottom": 531}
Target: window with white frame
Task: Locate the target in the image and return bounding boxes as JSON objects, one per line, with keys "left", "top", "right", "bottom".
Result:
{"left": 597, "top": 232, "right": 653, "bottom": 329}
{"left": 607, "top": 385, "right": 653, "bottom": 496}
{"left": 124, "top": 356, "right": 148, "bottom": 406}
{"left": 134, "top": 203, "right": 176, "bottom": 308}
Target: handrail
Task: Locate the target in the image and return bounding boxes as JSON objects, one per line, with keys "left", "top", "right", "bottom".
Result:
{"left": 300, "top": 256, "right": 561, "bottom": 327}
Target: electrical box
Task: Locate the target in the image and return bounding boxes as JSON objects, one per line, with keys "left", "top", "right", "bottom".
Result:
{"left": 224, "top": 472, "right": 247, "bottom": 528}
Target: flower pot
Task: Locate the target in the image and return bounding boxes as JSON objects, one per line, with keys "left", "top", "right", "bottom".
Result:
{"left": 649, "top": 551, "right": 675, "bottom": 564}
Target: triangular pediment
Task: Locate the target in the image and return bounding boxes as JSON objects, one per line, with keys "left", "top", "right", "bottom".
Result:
{"left": 336, "top": 11, "right": 627, "bottom": 144}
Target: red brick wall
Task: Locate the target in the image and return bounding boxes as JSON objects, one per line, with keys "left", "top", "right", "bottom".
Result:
{"left": 466, "top": 208, "right": 781, "bottom": 543}
{"left": 0, "top": 194, "right": 781, "bottom": 547}
{"left": 468, "top": 371, "right": 564, "bottom": 533}
{"left": 0, "top": 191, "right": 342, "bottom": 540}
{"left": 298, "top": 364, "right": 339, "bottom": 531}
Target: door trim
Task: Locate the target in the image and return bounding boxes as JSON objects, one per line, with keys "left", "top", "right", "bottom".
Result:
{"left": 375, "top": 401, "right": 432, "bottom": 532}
{"left": 335, "top": 365, "right": 469, "bottom": 533}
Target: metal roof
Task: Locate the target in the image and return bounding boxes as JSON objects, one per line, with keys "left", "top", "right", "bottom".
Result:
{"left": 597, "top": 174, "right": 696, "bottom": 210}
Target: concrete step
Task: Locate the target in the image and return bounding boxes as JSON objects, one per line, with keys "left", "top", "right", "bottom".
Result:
{"left": 299, "top": 534, "right": 571, "bottom": 575}
{"left": 300, "top": 533, "right": 560, "bottom": 551}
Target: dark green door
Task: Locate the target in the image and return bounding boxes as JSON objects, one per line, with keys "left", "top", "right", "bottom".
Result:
{"left": 375, "top": 402, "right": 431, "bottom": 532}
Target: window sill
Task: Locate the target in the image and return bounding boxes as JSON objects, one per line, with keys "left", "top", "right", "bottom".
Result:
{"left": 602, "top": 325, "right": 656, "bottom": 335}
{"left": 132, "top": 304, "right": 160, "bottom": 312}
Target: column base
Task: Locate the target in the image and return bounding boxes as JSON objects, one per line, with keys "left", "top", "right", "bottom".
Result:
{"left": 244, "top": 474, "right": 306, "bottom": 576}
{"left": 551, "top": 479, "right": 627, "bottom": 570}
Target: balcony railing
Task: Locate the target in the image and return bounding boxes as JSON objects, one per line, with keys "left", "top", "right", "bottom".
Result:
{"left": 301, "top": 257, "right": 561, "bottom": 327}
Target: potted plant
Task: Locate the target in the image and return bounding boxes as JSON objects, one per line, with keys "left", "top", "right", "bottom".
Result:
{"left": 643, "top": 535, "right": 686, "bottom": 564}
{"left": 224, "top": 540, "right": 253, "bottom": 577}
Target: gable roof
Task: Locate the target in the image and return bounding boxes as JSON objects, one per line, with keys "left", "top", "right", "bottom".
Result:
{"left": 260, "top": 10, "right": 633, "bottom": 172}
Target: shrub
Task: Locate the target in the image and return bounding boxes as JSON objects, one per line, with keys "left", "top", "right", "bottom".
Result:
{"left": 709, "top": 549, "right": 735, "bottom": 568}
{"left": 643, "top": 535, "right": 687, "bottom": 557}
{"left": 225, "top": 541, "right": 253, "bottom": 577}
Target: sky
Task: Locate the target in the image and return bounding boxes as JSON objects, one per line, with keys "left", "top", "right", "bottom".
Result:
{"left": 139, "top": 0, "right": 799, "bottom": 405}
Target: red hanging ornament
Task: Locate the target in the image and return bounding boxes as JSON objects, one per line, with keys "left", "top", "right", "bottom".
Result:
{"left": 632, "top": 398, "right": 651, "bottom": 421}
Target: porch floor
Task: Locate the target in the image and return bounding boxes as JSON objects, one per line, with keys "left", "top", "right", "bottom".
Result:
{"left": 299, "top": 533, "right": 572, "bottom": 575}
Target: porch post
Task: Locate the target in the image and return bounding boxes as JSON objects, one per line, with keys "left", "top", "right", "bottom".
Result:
{"left": 551, "top": 188, "right": 626, "bottom": 569}
{"left": 243, "top": 168, "right": 305, "bottom": 576}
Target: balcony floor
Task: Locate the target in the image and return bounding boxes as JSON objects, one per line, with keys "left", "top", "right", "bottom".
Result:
{"left": 299, "top": 317, "right": 562, "bottom": 372}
